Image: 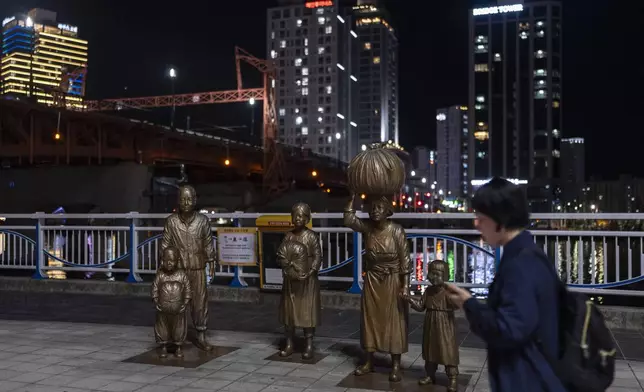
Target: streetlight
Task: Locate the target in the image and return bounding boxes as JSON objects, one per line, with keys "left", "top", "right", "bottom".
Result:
{"left": 168, "top": 67, "right": 177, "bottom": 128}
{"left": 361, "top": 144, "right": 367, "bottom": 151}
{"left": 410, "top": 171, "right": 416, "bottom": 176}
{"left": 421, "top": 177, "right": 427, "bottom": 184}
{"left": 249, "top": 98, "right": 256, "bottom": 139}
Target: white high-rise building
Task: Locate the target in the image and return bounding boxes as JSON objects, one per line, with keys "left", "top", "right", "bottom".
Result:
{"left": 267, "top": 0, "right": 358, "bottom": 162}
{"left": 436, "top": 106, "right": 469, "bottom": 198}
{"left": 267, "top": 0, "right": 399, "bottom": 162}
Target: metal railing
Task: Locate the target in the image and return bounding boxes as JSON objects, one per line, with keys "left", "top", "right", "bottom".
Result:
{"left": 0, "top": 212, "right": 642, "bottom": 296}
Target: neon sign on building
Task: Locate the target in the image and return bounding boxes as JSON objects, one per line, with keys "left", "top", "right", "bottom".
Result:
{"left": 472, "top": 4, "right": 523, "bottom": 16}
{"left": 305, "top": 1, "right": 333, "bottom": 8}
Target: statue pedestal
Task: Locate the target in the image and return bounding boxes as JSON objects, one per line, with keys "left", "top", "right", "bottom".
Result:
{"left": 122, "top": 344, "right": 239, "bottom": 368}
{"left": 336, "top": 368, "right": 472, "bottom": 392}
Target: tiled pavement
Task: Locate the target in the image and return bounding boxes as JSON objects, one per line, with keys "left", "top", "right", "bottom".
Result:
{"left": 0, "top": 320, "right": 639, "bottom": 392}
{"left": 0, "top": 291, "right": 641, "bottom": 391}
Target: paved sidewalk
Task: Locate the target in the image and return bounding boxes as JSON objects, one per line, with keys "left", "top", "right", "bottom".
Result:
{"left": 3, "top": 291, "right": 644, "bottom": 362}
{"left": 0, "top": 320, "right": 639, "bottom": 392}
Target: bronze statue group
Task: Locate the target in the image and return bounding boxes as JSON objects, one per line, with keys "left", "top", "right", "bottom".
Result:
{"left": 152, "top": 147, "right": 460, "bottom": 391}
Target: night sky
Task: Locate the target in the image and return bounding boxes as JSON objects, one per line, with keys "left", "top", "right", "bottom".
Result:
{"left": 0, "top": 0, "right": 639, "bottom": 179}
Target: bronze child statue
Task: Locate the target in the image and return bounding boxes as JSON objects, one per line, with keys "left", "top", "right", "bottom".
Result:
{"left": 401, "top": 260, "right": 459, "bottom": 391}
{"left": 277, "top": 202, "right": 322, "bottom": 360}
{"left": 152, "top": 246, "right": 192, "bottom": 359}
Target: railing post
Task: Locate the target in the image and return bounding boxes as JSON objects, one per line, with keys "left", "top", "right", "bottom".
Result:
{"left": 348, "top": 232, "right": 362, "bottom": 294}
{"left": 32, "top": 212, "right": 47, "bottom": 280}
{"left": 126, "top": 212, "right": 142, "bottom": 283}
{"left": 228, "top": 217, "right": 248, "bottom": 288}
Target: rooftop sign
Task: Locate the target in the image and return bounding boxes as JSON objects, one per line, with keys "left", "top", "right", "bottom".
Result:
{"left": 472, "top": 4, "right": 523, "bottom": 16}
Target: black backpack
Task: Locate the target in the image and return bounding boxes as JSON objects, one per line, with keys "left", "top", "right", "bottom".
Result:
{"left": 530, "top": 248, "right": 616, "bottom": 392}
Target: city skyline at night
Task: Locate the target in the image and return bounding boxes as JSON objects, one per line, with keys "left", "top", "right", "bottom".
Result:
{"left": 0, "top": 0, "right": 637, "bottom": 179}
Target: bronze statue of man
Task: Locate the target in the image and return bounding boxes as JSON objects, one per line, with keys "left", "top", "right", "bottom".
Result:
{"left": 344, "top": 193, "right": 412, "bottom": 382}
{"left": 161, "top": 184, "right": 216, "bottom": 351}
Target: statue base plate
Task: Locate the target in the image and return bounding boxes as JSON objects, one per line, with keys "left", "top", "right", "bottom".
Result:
{"left": 122, "top": 344, "right": 239, "bottom": 368}
{"left": 336, "top": 368, "right": 472, "bottom": 392}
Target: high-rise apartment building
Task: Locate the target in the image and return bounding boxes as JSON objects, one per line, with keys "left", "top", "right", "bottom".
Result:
{"left": 1, "top": 9, "right": 88, "bottom": 109}
{"left": 350, "top": 0, "right": 399, "bottom": 149}
{"left": 560, "top": 137, "right": 585, "bottom": 203}
{"left": 468, "top": 1, "right": 562, "bottom": 187}
{"left": 267, "top": 0, "right": 398, "bottom": 162}
{"left": 436, "top": 105, "right": 469, "bottom": 197}
{"left": 267, "top": 0, "right": 358, "bottom": 162}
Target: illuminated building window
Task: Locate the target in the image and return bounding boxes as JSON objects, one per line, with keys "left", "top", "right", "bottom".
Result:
{"left": 536, "top": 21, "right": 545, "bottom": 27}
{"left": 475, "top": 35, "right": 488, "bottom": 44}
{"left": 302, "top": 77, "right": 308, "bottom": 86}
{"left": 474, "top": 64, "right": 488, "bottom": 72}
{"left": 475, "top": 44, "right": 488, "bottom": 54}
{"left": 280, "top": 40, "right": 286, "bottom": 48}
{"left": 552, "top": 149, "right": 560, "bottom": 158}
{"left": 373, "top": 56, "right": 381, "bottom": 64}
{"left": 536, "top": 30, "right": 545, "bottom": 38}
{"left": 364, "top": 42, "right": 371, "bottom": 50}
{"left": 302, "top": 67, "right": 308, "bottom": 76}
{"left": 534, "top": 89, "right": 547, "bottom": 99}
{"left": 553, "top": 100, "right": 560, "bottom": 108}
{"left": 534, "top": 69, "right": 547, "bottom": 77}
{"left": 325, "top": 26, "right": 332, "bottom": 34}
{"left": 474, "top": 131, "right": 489, "bottom": 141}
{"left": 476, "top": 122, "right": 488, "bottom": 131}
{"left": 494, "top": 53, "right": 501, "bottom": 62}
{"left": 318, "top": 46, "right": 325, "bottom": 54}
{"left": 301, "top": 127, "right": 309, "bottom": 135}
{"left": 520, "top": 31, "right": 529, "bottom": 40}
{"left": 279, "top": 108, "right": 285, "bottom": 116}
{"left": 534, "top": 80, "right": 546, "bottom": 89}
{"left": 302, "top": 87, "right": 309, "bottom": 96}
{"left": 475, "top": 104, "right": 485, "bottom": 110}
{"left": 295, "top": 58, "right": 302, "bottom": 66}
{"left": 477, "top": 151, "right": 486, "bottom": 159}
{"left": 297, "top": 19, "right": 303, "bottom": 27}
{"left": 476, "top": 95, "right": 485, "bottom": 103}
{"left": 535, "top": 50, "right": 547, "bottom": 59}
{"left": 326, "top": 85, "right": 332, "bottom": 94}
{"left": 318, "top": 17, "right": 325, "bottom": 25}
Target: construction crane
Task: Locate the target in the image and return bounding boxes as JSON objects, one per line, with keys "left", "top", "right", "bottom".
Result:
{"left": 83, "top": 47, "right": 288, "bottom": 196}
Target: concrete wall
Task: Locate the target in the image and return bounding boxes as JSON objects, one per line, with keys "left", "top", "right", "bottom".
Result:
{"left": 0, "top": 163, "right": 152, "bottom": 213}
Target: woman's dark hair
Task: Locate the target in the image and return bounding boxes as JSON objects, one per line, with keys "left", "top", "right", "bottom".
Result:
{"left": 471, "top": 177, "right": 530, "bottom": 230}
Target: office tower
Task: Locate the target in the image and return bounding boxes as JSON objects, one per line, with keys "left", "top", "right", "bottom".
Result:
{"left": 436, "top": 106, "right": 469, "bottom": 197}
{"left": 267, "top": 0, "right": 358, "bottom": 162}
{"left": 350, "top": 0, "right": 399, "bottom": 149}
{"left": 1, "top": 9, "right": 88, "bottom": 108}
{"left": 411, "top": 146, "right": 437, "bottom": 185}
{"left": 560, "top": 137, "right": 585, "bottom": 203}
{"left": 468, "top": 1, "right": 562, "bottom": 187}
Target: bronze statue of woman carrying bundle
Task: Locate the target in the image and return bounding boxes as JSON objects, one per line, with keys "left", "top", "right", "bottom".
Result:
{"left": 276, "top": 202, "right": 322, "bottom": 360}
{"left": 344, "top": 146, "right": 412, "bottom": 382}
